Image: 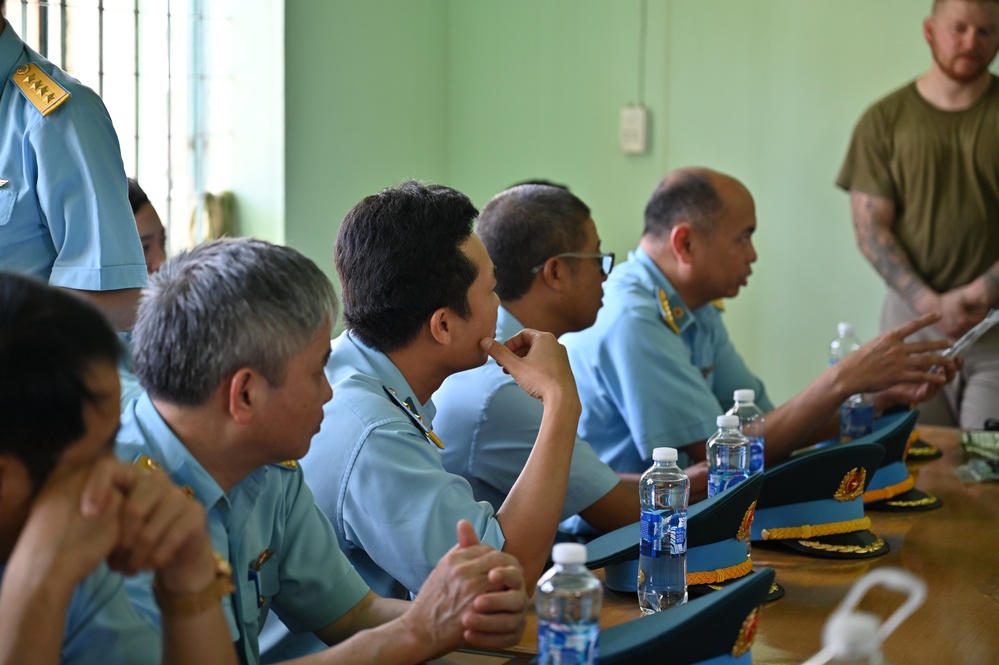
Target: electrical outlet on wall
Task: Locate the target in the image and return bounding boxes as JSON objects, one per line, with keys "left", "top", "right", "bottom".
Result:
{"left": 619, "top": 105, "right": 648, "bottom": 154}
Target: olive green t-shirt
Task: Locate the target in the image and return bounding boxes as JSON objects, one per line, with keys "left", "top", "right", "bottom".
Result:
{"left": 836, "top": 76, "right": 999, "bottom": 292}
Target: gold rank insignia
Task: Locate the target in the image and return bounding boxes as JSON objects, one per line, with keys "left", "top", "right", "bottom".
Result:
{"left": 136, "top": 455, "right": 161, "bottom": 472}
{"left": 711, "top": 299, "right": 725, "bottom": 311}
{"left": 736, "top": 500, "right": 756, "bottom": 542}
{"left": 731, "top": 606, "right": 761, "bottom": 657}
{"left": 276, "top": 460, "right": 298, "bottom": 469}
{"left": 383, "top": 386, "right": 445, "bottom": 450}
{"left": 657, "top": 289, "right": 680, "bottom": 334}
{"left": 13, "top": 64, "right": 70, "bottom": 117}
{"left": 834, "top": 467, "right": 866, "bottom": 502}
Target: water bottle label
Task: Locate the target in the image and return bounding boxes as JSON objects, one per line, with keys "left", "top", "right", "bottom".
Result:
{"left": 840, "top": 402, "right": 875, "bottom": 441}
{"left": 640, "top": 510, "right": 686, "bottom": 557}
{"left": 537, "top": 619, "right": 598, "bottom": 665}
{"left": 748, "top": 436, "right": 765, "bottom": 474}
{"left": 708, "top": 469, "right": 750, "bottom": 497}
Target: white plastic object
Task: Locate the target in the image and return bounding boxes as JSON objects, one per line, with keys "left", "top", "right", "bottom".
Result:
{"left": 551, "top": 543, "right": 587, "bottom": 565}
{"left": 801, "top": 568, "right": 926, "bottom": 665}
{"left": 717, "top": 414, "right": 740, "bottom": 429}
{"left": 652, "top": 447, "right": 678, "bottom": 462}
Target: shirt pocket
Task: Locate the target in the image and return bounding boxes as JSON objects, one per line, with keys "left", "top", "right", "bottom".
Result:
{"left": 243, "top": 558, "right": 281, "bottom": 628}
{"left": 0, "top": 190, "right": 14, "bottom": 226}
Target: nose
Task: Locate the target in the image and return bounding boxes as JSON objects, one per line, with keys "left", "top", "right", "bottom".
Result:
{"left": 747, "top": 240, "right": 758, "bottom": 264}
{"left": 322, "top": 374, "right": 334, "bottom": 405}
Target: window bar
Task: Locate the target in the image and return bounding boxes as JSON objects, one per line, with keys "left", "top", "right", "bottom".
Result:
{"left": 166, "top": 0, "right": 173, "bottom": 234}
{"left": 37, "top": 0, "right": 47, "bottom": 57}
{"left": 97, "top": 0, "right": 104, "bottom": 97}
{"left": 58, "top": 0, "right": 67, "bottom": 70}
{"left": 132, "top": 0, "right": 139, "bottom": 176}
{"left": 190, "top": 0, "right": 205, "bottom": 243}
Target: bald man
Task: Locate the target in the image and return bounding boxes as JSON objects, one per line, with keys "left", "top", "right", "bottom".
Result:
{"left": 562, "top": 168, "right": 957, "bottom": 488}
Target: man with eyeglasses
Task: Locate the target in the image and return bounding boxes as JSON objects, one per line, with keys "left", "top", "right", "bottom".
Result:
{"left": 433, "top": 184, "right": 642, "bottom": 538}
{"left": 561, "top": 167, "right": 956, "bottom": 492}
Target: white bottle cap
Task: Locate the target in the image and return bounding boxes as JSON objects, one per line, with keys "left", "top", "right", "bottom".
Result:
{"left": 551, "top": 542, "right": 587, "bottom": 565}
{"left": 837, "top": 322, "right": 855, "bottom": 337}
{"left": 717, "top": 414, "right": 740, "bottom": 429}
{"left": 652, "top": 447, "right": 678, "bottom": 462}
{"left": 733, "top": 389, "right": 755, "bottom": 402}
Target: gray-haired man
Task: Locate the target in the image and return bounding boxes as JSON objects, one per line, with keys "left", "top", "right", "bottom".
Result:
{"left": 115, "top": 238, "right": 527, "bottom": 665}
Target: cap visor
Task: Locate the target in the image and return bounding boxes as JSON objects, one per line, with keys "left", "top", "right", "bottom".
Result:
{"left": 906, "top": 438, "right": 942, "bottom": 461}
{"left": 866, "top": 487, "right": 942, "bottom": 512}
{"left": 780, "top": 529, "right": 890, "bottom": 560}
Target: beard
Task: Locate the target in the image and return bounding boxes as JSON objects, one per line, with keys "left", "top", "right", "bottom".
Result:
{"left": 930, "top": 41, "right": 994, "bottom": 83}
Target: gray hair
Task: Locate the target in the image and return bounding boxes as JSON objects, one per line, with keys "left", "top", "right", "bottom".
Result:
{"left": 133, "top": 237, "right": 337, "bottom": 405}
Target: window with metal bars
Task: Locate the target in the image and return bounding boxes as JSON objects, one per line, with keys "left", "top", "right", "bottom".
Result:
{"left": 5, "top": 0, "right": 234, "bottom": 250}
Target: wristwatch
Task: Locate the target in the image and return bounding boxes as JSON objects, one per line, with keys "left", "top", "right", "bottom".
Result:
{"left": 153, "top": 553, "right": 235, "bottom": 616}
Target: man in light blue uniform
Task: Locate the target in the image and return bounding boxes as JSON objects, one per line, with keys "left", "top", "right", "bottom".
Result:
{"left": 0, "top": 4, "right": 146, "bottom": 332}
{"left": 433, "top": 184, "right": 635, "bottom": 536}
{"left": 0, "top": 272, "right": 236, "bottom": 665}
{"left": 563, "top": 168, "right": 958, "bottom": 492}
{"left": 299, "top": 181, "right": 580, "bottom": 602}
{"left": 116, "top": 238, "right": 528, "bottom": 665}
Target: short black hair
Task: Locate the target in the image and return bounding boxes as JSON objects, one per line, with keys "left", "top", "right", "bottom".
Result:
{"left": 127, "top": 177, "right": 150, "bottom": 215}
{"left": 644, "top": 172, "right": 725, "bottom": 238}
{"left": 335, "top": 180, "right": 479, "bottom": 353}
{"left": 0, "top": 273, "right": 121, "bottom": 487}
{"left": 477, "top": 184, "right": 591, "bottom": 301}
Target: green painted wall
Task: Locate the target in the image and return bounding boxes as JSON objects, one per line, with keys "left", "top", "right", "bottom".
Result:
{"left": 283, "top": 0, "right": 977, "bottom": 403}
{"left": 284, "top": 0, "right": 448, "bottom": 281}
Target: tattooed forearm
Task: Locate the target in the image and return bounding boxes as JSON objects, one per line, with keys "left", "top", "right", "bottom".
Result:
{"left": 849, "top": 191, "right": 931, "bottom": 304}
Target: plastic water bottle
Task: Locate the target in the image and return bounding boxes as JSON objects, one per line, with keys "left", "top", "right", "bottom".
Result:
{"left": 829, "top": 322, "right": 863, "bottom": 367}
{"left": 707, "top": 415, "right": 750, "bottom": 498}
{"left": 828, "top": 323, "right": 874, "bottom": 442}
{"left": 728, "top": 389, "right": 765, "bottom": 474}
{"left": 536, "top": 543, "right": 602, "bottom": 665}
{"left": 638, "top": 447, "right": 689, "bottom": 613}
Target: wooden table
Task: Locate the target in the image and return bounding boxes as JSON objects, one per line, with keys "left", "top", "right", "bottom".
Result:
{"left": 439, "top": 427, "right": 999, "bottom": 665}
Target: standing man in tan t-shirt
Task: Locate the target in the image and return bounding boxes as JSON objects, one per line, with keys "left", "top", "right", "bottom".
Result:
{"left": 837, "top": 0, "right": 999, "bottom": 429}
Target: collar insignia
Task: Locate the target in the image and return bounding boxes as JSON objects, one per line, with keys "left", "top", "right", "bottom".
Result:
{"left": 383, "top": 386, "right": 445, "bottom": 450}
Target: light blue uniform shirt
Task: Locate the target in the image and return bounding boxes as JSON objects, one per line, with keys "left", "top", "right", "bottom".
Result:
{"left": 301, "top": 331, "right": 506, "bottom": 599}
{"left": 0, "top": 20, "right": 146, "bottom": 290}
{"left": 433, "top": 307, "right": 620, "bottom": 532}
{"left": 116, "top": 394, "right": 370, "bottom": 665}
{"left": 562, "top": 248, "right": 773, "bottom": 474}
{"left": 0, "top": 562, "right": 161, "bottom": 665}
{"left": 116, "top": 332, "right": 144, "bottom": 412}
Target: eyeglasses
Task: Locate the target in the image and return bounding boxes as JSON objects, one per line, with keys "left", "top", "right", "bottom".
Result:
{"left": 531, "top": 252, "right": 615, "bottom": 276}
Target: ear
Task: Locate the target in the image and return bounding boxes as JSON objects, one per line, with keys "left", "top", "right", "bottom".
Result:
{"left": 428, "top": 307, "right": 453, "bottom": 346}
{"left": 669, "top": 222, "right": 695, "bottom": 265}
{"left": 537, "top": 257, "right": 568, "bottom": 293}
{"left": 226, "top": 368, "right": 259, "bottom": 425}
{"left": 923, "top": 16, "right": 934, "bottom": 46}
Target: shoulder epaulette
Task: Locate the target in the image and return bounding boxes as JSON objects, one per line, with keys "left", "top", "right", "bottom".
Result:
{"left": 12, "top": 64, "right": 70, "bottom": 116}
{"left": 273, "top": 460, "right": 298, "bottom": 470}
{"left": 657, "top": 288, "right": 680, "bottom": 335}
{"left": 712, "top": 299, "right": 725, "bottom": 311}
